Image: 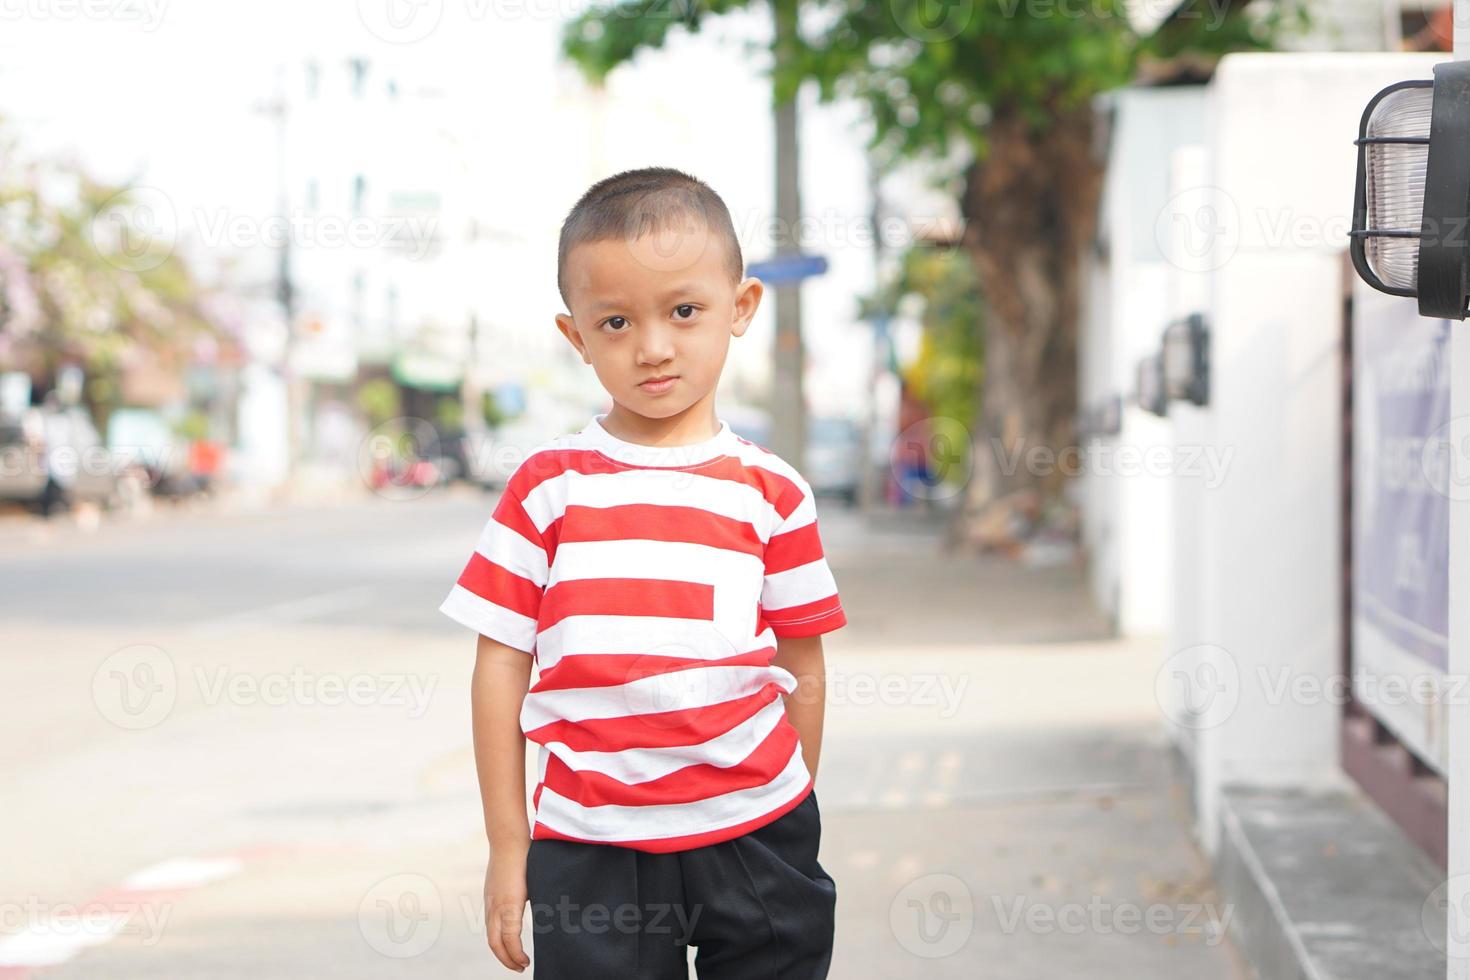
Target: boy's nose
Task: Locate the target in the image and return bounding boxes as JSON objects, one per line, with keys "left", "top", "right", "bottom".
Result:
{"left": 636, "top": 331, "right": 676, "bottom": 366}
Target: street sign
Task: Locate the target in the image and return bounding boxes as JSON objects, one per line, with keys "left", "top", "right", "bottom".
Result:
{"left": 746, "top": 253, "right": 828, "bottom": 286}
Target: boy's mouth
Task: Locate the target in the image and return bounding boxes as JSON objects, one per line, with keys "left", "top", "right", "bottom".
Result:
{"left": 638, "top": 375, "right": 679, "bottom": 392}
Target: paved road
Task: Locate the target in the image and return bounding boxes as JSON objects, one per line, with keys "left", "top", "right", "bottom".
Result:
{"left": 0, "top": 488, "right": 1255, "bottom": 978}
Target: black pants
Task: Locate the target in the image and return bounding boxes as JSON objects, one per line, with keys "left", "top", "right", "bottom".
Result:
{"left": 525, "top": 789, "right": 836, "bottom": 979}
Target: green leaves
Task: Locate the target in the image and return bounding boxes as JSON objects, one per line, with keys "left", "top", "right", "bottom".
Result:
{"left": 562, "top": 0, "right": 1291, "bottom": 157}
{"left": 0, "top": 120, "right": 220, "bottom": 399}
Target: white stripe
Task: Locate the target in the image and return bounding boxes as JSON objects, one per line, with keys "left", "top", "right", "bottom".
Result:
{"left": 0, "top": 855, "right": 245, "bottom": 967}
{"left": 521, "top": 663, "right": 795, "bottom": 729}
{"left": 475, "top": 515, "right": 549, "bottom": 588}
{"left": 122, "top": 856, "right": 243, "bottom": 891}
{"left": 773, "top": 491, "right": 818, "bottom": 534}
{"left": 439, "top": 584, "right": 538, "bottom": 653}
{"left": 0, "top": 915, "right": 128, "bottom": 967}
{"left": 534, "top": 614, "right": 763, "bottom": 671}
{"left": 535, "top": 745, "right": 811, "bottom": 842}
{"left": 549, "top": 538, "right": 762, "bottom": 588}
{"left": 534, "top": 696, "right": 789, "bottom": 785}
{"left": 762, "top": 559, "right": 840, "bottom": 613}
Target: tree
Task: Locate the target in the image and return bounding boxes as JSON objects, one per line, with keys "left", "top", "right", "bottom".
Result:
{"left": 858, "top": 241, "right": 983, "bottom": 478}
{"left": 0, "top": 125, "right": 224, "bottom": 423}
{"left": 563, "top": 0, "right": 1291, "bottom": 535}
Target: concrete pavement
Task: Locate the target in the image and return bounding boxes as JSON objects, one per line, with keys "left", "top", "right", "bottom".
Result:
{"left": 0, "top": 487, "right": 1254, "bottom": 978}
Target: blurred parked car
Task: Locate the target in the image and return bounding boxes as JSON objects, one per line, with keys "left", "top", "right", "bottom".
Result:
{"left": 106, "top": 408, "right": 206, "bottom": 500}
{"left": 0, "top": 402, "right": 119, "bottom": 515}
{"left": 806, "top": 416, "right": 862, "bottom": 505}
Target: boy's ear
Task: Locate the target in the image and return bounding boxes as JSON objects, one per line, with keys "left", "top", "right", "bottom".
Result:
{"left": 732, "top": 277, "right": 763, "bottom": 337}
{"left": 555, "top": 313, "right": 592, "bottom": 364}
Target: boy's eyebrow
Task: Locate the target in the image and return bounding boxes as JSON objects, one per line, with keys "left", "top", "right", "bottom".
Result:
{"left": 585, "top": 281, "right": 710, "bottom": 313}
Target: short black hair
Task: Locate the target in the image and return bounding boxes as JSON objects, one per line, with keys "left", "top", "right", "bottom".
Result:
{"left": 557, "top": 166, "right": 743, "bottom": 308}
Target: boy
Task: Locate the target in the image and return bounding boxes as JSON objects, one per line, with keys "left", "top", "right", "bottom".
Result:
{"left": 438, "top": 166, "right": 846, "bottom": 978}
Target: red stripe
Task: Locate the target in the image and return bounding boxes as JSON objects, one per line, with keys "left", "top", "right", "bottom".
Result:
{"left": 532, "top": 647, "right": 777, "bottom": 692}
{"left": 525, "top": 683, "right": 785, "bottom": 753}
{"left": 489, "top": 490, "right": 553, "bottom": 562}
{"left": 765, "top": 596, "right": 846, "bottom": 637}
{"left": 457, "top": 552, "right": 543, "bottom": 619}
{"left": 537, "top": 577, "right": 713, "bottom": 630}
{"left": 531, "top": 778, "right": 815, "bottom": 854}
{"left": 764, "top": 519, "right": 824, "bottom": 574}
{"left": 537, "top": 718, "right": 799, "bottom": 808}
{"left": 559, "top": 502, "right": 763, "bottom": 557}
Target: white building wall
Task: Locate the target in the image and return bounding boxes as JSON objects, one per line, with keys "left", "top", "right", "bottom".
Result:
{"left": 1450, "top": 265, "right": 1470, "bottom": 980}
{"left": 1082, "top": 86, "right": 1207, "bottom": 636}
{"left": 1449, "top": 6, "right": 1470, "bottom": 973}
{"left": 1172, "top": 51, "right": 1444, "bottom": 852}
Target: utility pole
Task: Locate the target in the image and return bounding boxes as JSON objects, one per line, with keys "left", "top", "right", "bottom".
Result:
{"left": 256, "top": 64, "right": 303, "bottom": 487}
{"left": 770, "top": 0, "right": 805, "bottom": 474}
{"left": 861, "top": 158, "right": 892, "bottom": 513}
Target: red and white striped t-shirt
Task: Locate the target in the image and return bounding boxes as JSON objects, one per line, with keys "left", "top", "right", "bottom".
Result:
{"left": 439, "top": 412, "right": 847, "bottom": 852}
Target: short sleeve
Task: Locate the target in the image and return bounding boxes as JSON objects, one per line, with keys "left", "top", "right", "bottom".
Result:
{"left": 760, "top": 474, "right": 847, "bottom": 638}
{"left": 438, "top": 481, "right": 550, "bottom": 655}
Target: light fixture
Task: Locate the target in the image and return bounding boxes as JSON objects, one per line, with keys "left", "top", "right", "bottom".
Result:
{"left": 1162, "top": 313, "right": 1209, "bottom": 407}
{"left": 1097, "top": 394, "right": 1121, "bottom": 436}
{"left": 1075, "top": 394, "right": 1122, "bottom": 440}
{"left": 1349, "top": 61, "right": 1470, "bottom": 319}
{"left": 1135, "top": 353, "right": 1167, "bottom": 417}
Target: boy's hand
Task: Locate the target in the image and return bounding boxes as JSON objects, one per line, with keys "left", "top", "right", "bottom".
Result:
{"left": 485, "top": 851, "right": 532, "bottom": 972}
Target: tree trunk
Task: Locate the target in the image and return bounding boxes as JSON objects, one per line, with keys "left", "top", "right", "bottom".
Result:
{"left": 954, "top": 104, "right": 1105, "bottom": 549}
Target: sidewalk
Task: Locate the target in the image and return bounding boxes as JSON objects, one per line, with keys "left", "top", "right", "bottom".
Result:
{"left": 5, "top": 497, "right": 1256, "bottom": 978}
{"left": 814, "top": 504, "right": 1256, "bottom": 978}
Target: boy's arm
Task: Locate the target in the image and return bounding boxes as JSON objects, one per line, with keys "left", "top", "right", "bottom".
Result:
{"left": 772, "top": 634, "right": 828, "bottom": 783}
{"left": 471, "top": 633, "right": 535, "bottom": 972}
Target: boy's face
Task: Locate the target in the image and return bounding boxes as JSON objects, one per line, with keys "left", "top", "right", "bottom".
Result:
{"left": 555, "top": 223, "right": 762, "bottom": 426}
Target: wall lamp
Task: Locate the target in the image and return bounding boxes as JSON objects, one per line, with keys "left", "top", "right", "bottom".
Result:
{"left": 1134, "top": 352, "right": 1167, "bottom": 417}
{"left": 1349, "top": 61, "right": 1470, "bottom": 319}
{"left": 1076, "top": 394, "right": 1122, "bottom": 440}
{"left": 1161, "top": 313, "right": 1209, "bottom": 407}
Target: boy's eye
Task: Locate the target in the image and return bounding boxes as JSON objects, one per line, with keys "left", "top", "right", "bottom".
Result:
{"left": 673, "top": 304, "right": 696, "bottom": 320}
{"left": 602, "top": 316, "right": 629, "bottom": 332}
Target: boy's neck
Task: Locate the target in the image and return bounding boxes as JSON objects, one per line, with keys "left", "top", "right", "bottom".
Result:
{"left": 601, "top": 395, "right": 720, "bottom": 448}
